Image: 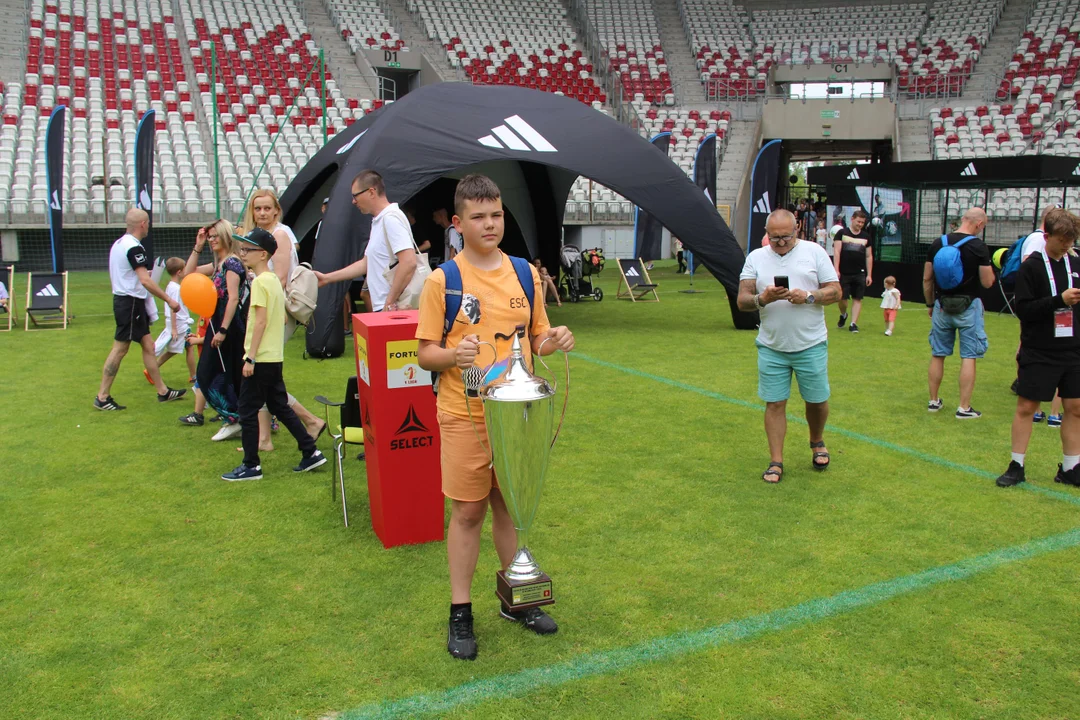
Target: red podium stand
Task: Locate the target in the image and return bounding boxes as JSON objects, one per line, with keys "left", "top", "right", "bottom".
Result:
{"left": 352, "top": 310, "right": 444, "bottom": 548}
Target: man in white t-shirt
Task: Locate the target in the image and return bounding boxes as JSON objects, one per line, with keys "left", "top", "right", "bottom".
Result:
{"left": 738, "top": 209, "right": 842, "bottom": 483}
{"left": 313, "top": 170, "right": 417, "bottom": 312}
{"left": 94, "top": 208, "right": 186, "bottom": 411}
{"left": 433, "top": 207, "right": 463, "bottom": 262}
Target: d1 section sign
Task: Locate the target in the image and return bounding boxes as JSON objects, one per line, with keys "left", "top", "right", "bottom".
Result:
{"left": 386, "top": 339, "right": 430, "bottom": 389}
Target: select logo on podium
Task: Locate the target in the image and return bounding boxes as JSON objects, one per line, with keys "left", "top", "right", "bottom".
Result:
{"left": 390, "top": 405, "right": 433, "bottom": 450}
{"left": 386, "top": 340, "right": 431, "bottom": 389}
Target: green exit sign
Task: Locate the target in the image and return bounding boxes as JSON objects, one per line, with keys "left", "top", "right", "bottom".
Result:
{"left": 821, "top": 109, "right": 840, "bottom": 119}
{"left": 386, "top": 61, "right": 401, "bottom": 68}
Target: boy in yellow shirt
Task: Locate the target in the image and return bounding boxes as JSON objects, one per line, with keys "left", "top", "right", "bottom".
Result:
{"left": 223, "top": 228, "right": 326, "bottom": 481}
{"left": 417, "top": 174, "right": 574, "bottom": 660}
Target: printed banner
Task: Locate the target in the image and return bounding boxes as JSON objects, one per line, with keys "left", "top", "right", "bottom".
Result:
{"left": 747, "top": 138, "right": 783, "bottom": 255}
{"left": 45, "top": 105, "right": 66, "bottom": 272}
{"left": 134, "top": 109, "right": 156, "bottom": 259}
{"left": 691, "top": 133, "right": 718, "bottom": 274}
{"left": 634, "top": 132, "right": 671, "bottom": 261}
{"left": 386, "top": 339, "right": 430, "bottom": 389}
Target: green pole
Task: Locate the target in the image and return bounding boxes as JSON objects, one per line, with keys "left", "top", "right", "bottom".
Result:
{"left": 212, "top": 43, "right": 221, "bottom": 220}
{"left": 320, "top": 49, "right": 327, "bottom": 146}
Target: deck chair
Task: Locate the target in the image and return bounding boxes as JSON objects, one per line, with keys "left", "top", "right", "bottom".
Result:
{"left": 0, "top": 265, "right": 14, "bottom": 331}
{"left": 25, "top": 271, "right": 68, "bottom": 331}
{"left": 315, "top": 376, "right": 365, "bottom": 527}
{"left": 617, "top": 258, "right": 660, "bottom": 302}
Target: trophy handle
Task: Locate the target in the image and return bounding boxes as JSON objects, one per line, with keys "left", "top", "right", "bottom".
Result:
{"left": 463, "top": 340, "right": 498, "bottom": 466}
{"left": 536, "top": 337, "right": 570, "bottom": 449}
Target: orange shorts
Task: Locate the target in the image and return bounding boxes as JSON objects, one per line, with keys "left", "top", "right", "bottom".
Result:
{"left": 883, "top": 308, "right": 898, "bottom": 322}
{"left": 438, "top": 411, "right": 499, "bottom": 502}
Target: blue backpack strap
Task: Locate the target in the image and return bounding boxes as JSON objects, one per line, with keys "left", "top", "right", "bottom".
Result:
{"left": 439, "top": 259, "right": 463, "bottom": 346}
{"left": 953, "top": 234, "right": 977, "bottom": 248}
{"left": 508, "top": 255, "right": 535, "bottom": 328}
{"left": 940, "top": 234, "right": 950, "bottom": 247}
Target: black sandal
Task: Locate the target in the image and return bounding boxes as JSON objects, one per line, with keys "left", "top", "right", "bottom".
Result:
{"left": 810, "top": 441, "right": 830, "bottom": 471}
{"left": 762, "top": 461, "right": 783, "bottom": 483}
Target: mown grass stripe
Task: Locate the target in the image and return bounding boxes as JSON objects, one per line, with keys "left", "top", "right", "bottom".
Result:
{"left": 573, "top": 353, "right": 1080, "bottom": 508}
{"left": 338, "top": 527, "right": 1080, "bottom": 719}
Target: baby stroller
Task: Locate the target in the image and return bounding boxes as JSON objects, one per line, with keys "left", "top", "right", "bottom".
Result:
{"left": 558, "top": 245, "right": 604, "bottom": 302}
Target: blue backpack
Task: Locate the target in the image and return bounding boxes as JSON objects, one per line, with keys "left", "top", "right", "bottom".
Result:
{"left": 998, "top": 234, "right": 1028, "bottom": 288}
{"left": 433, "top": 255, "right": 535, "bottom": 391}
{"left": 933, "top": 234, "right": 977, "bottom": 290}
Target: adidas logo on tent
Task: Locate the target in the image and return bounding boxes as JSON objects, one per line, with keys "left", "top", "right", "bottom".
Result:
{"left": 478, "top": 115, "right": 557, "bottom": 152}
{"left": 847, "top": 168, "right": 860, "bottom": 180}
{"left": 753, "top": 191, "right": 771, "bottom": 214}
{"left": 625, "top": 266, "right": 640, "bottom": 277}
{"left": 961, "top": 162, "right": 978, "bottom": 177}
{"left": 1073, "top": 163, "right": 1080, "bottom": 176}
{"left": 36, "top": 283, "right": 59, "bottom": 297}
{"left": 336, "top": 128, "right": 368, "bottom": 155}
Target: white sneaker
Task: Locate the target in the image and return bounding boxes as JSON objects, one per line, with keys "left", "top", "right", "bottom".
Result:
{"left": 212, "top": 422, "right": 243, "bottom": 441}
{"left": 885, "top": 329, "right": 892, "bottom": 336}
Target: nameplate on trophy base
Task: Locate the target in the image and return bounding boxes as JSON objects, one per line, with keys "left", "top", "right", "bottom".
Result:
{"left": 496, "top": 570, "right": 554, "bottom": 612}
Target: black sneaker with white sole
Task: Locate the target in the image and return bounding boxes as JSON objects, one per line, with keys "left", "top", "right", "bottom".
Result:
{"left": 955, "top": 407, "right": 982, "bottom": 419}
{"left": 996, "top": 460, "right": 1026, "bottom": 487}
{"left": 157, "top": 387, "right": 187, "bottom": 402}
{"left": 222, "top": 464, "right": 263, "bottom": 481}
{"left": 178, "top": 412, "right": 204, "bottom": 426}
{"left": 849, "top": 323, "right": 859, "bottom": 333}
{"left": 94, "top": 395, "right": 126, "bottom": 411}
{"left": 447, "top": 607, "right": 478, "bottom": 660}
{"left": 927, "top": 399, "right": 943, "bottom": 412}
{"left": 294, "top": 450, "right": 327, "bottom": 473}
{"left": 837, "top": 313, "right": 848, "bottom": 328}
{"left": 500, "top": 605, "right": 558, "bottom": 635}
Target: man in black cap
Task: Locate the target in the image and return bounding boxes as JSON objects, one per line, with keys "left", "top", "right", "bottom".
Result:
{"left": 222, "top": 227, "right": 326, "bottom": 481}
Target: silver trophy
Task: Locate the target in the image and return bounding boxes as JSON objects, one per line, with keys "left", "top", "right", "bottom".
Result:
{"left": 464, "top": 326, "right": 569, "bottom": 611}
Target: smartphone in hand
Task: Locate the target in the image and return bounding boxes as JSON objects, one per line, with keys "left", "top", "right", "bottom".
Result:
{"left": 774, "top": 275, "right": 790, "bottom": 289}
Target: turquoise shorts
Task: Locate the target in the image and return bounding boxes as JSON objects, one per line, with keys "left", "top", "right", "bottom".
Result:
{"left": 757, "top": 341, "right": 831, "bottom": 404}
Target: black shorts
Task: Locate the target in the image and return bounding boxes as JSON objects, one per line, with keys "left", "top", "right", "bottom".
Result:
{"left": 1016, "top": 349, "right": 1080, "bottom": 402}
{"left": 113, "top": 294, "right": 150, "bottom": 342}
{"left": 840, "top": 273, "right": 867, "bottom": 301}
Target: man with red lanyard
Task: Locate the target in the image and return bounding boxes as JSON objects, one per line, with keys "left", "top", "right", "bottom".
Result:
{"left": 997, "top": 208, "right": 1080, "bottom": 487}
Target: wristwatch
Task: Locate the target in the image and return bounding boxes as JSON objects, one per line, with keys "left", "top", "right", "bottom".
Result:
{"left": 244, "top": 357, "right": 255, "bottom": 365}
{"left": 806, "top": 293, "right": 816, "bottom": 305}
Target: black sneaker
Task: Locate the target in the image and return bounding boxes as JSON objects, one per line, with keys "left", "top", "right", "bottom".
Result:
{"left": 849, "top": 323, "right": 859, "bottom": 333}
{"left": 955, "top": 407, "right": 982, "bottom": 420}
{"left": 179, "top": 412, "right": 204, "bottom": 426}
{"left": 927, "top": 399, "right": 943, "bottom": 412}
{"left": 996, "top": 460, "right": 1026, "bottom": 487}
{"left": 94, "top": 395, "right": 126, "bottom": 411}
{"left": 222, "top": 464, "right": 263, "bottom": 482}
{"left": 500, "top": 605, "right": 559, "bottom": 635}
{"left": 1055, "top": 464, "right": 1080, "bottom": 487}
{"left": 837, "top": 312, "right": 848, "bottom": 328}
{"left": 447, "top": 607, "right": 478, "bottom": 660}
{"left": 294, "top": 450, "right": 327, "bottom": 473}
{"left": 157, "top": 387, "right": 187, "bottom": 402}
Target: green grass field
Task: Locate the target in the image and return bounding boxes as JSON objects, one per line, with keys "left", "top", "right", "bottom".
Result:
{"left": 3, "top": 264, "right": 1080, "bottom": 719}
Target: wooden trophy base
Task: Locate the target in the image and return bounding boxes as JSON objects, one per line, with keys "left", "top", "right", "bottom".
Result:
{"left": 496, "top": 569, "right": 554, "bottom": 612}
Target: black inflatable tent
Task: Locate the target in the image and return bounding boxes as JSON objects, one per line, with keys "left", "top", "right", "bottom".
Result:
{"left": 280, "top": 83, "right": 752, "bottom": 357}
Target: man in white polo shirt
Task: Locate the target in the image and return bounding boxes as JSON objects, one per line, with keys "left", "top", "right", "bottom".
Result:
{"left": 95, "top": 208, "right": 187, "bottom": 410}
{"left": 313, "top": 170, "right": 417, "bottom": 311}
{"left": 738, "top": 209, "right": 842, "bottom": 483}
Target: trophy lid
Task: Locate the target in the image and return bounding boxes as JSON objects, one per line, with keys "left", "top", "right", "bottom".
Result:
{"left": 482, "top": 327, "right": 556, "bottom": 403}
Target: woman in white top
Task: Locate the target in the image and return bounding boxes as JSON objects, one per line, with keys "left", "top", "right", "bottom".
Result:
{"left": 237, "top": 188, "right": 327, "bottom": 452}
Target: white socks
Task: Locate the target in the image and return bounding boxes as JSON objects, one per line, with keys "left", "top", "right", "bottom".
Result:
{"left": 1064, "top": 455, "right": 1080, "bottom": 472}
{"left": 1011, "top": 452, "right": 1025, "bottom": 466}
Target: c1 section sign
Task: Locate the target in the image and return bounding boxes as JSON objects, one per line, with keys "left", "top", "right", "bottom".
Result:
{"left": 386, "top": 339, "right": 430, "bottom": 389}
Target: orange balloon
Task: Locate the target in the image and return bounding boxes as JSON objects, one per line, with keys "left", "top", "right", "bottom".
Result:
{"left": 180, "top": 273, "right": 218, "bottom": 318}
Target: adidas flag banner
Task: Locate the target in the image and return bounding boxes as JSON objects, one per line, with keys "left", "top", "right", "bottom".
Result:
{"left": 45, "top": 105, "right": 66, "bottom": 273}
{"left": 134, "top": 109, "right": 156, "bottom": 260}
{"left": 747, "top": 139, "right": 782, "bottom": 256}
{"left": 633, "top": 132, "right": 671, "bottom": 261}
